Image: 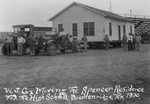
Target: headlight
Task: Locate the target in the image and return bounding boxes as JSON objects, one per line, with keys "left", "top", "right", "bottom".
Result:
{"left": 36, "top": 42, "right": 38, "bottom": 45}
{"left": 43, "top": 42, "right": 46, "bottom": 45}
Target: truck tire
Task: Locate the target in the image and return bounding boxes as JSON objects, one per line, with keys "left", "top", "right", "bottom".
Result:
{"left": 1, "top": 44, "right": 7, "bottom": 55}
{"left": 60, "top": 49, "right": 65, "bottom": 53}
{"left": 47, "top": 43, "right": 57, "bottom": 56}
{"left": 75, "top": 44, "right": 80, "bottom": 52}
{"left": 35, "top": 49, "right": 40, "bottom": 55}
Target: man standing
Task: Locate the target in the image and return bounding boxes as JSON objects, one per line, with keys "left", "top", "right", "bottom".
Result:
{"left": 59, "top": 28, "right": 67, "bottom": 47}
{"left": 59, "top": 28, "right": 66, "bottom": 36}
{"left": 135, "top": 34, "right": 141, "bottom": 51}
{"left": 122, "top": 34, "right": 128, "bottom": 51}
{"left": 132, "top": 34, "right": 136, "bottom": 51}
{"left": 68, "top": 35, "right": 75, "bottom": 52}
{"left": 103, "top": 35, "right": 109, "bottom": 50}
{"left": 4, "top": 34, "right": 14, "bottom": 55}
{"left": 28, "top": 34, "right": 36, "bottom": 56}
{"left": 17, "top": 34, "right": 26, "bottom": 55}
{"left": 82, "top": 35, "right": 88, "bottom": 51}
{"left": 127, "top": 33, "right": 133, "bottom": 51}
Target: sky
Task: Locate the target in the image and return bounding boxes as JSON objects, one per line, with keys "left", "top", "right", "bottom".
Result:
{"left": 0, "top": 0, "right": 150, "bottom": 32}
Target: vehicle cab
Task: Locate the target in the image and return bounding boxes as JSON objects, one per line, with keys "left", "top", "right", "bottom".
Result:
{"left": 13, "top": 24, "right": 34, "bottom": 37}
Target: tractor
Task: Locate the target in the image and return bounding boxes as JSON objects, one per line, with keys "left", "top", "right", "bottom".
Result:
{"left": 35, "top": 34, "right": 81, "bottom": 56}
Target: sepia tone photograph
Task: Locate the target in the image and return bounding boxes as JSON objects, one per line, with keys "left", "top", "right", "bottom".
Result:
{"left": 0, "top": 0, "right": 150, "bottom": 104}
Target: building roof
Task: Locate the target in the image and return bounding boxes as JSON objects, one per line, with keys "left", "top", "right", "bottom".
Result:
{"left": 48, "top": 2, "right": 132, "bottom": 22}
{"left": 12, "top": 24, "right": 34, "bottom": 28}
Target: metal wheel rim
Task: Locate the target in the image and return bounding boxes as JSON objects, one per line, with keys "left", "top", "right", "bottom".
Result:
{"left": 50, "top": 45, "right": 56, "bottom": 54}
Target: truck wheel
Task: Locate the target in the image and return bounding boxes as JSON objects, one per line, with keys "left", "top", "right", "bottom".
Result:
{"left": 60, "top": 49, "right": 65, "bottom": 53}
{"left": 47, "top": 43, "right": 57, "bottom": 56}
{"left": 118, "top": 43, "right": 122, "bottom": 47}
{"left": 75, "top": 45, "right": 80, "bottom": 52}
{"left": 1, "top": 44, "right": 7, "bottom": 55}
{"left": 35, "top": 49, "right": 40, "bottom": 55}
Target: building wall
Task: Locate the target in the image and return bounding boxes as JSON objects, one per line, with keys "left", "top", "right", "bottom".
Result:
{"left": 52, "top": 4, "right": 135, "bottom": 42}
{"left": 52, "top": 4, "right": 105, "bottom": 41}
{"left": 105, "top": 18, "right": 135, "bottom": 41}
{"left": 126, "top": 22, "right": 135, "bottom": 35}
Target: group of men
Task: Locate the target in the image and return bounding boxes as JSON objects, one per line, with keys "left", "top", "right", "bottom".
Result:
{"left": 4, "top": 31, "right": 141, "bottom": 56}
{"left": 4, "top": 34, "right": 26, "bottom": 56}
{"left": 4, "top": 28, "right": 88, "bottom": 56}
{"left": 122, "top": 33, "right": 141, "bottom": 51}
{"left": 103, "top": 33, "right": 141, "bottom": 51}
{"left": 4, "top": 33, "right": 37, "bottom": 56}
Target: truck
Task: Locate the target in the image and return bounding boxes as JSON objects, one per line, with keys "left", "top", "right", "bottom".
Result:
{"left": 1, "top": 24, "right": 81, "bottom": 56}
{"left": 34, "top": 34, "right": 81, "bottom": 56}
{"left": 1, "top": 24, "right": 52, "bottom": 55}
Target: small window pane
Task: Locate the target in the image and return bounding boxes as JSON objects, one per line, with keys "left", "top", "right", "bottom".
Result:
{"left": 83, "top": 22, "right": 95, "bottom": 36}
{"left": 72, "top": 23, "right": 78, "bottom": 36}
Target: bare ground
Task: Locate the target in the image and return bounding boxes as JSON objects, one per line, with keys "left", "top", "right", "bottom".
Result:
{"left": 0, "top": 44, "right": 150, "bottom": 104}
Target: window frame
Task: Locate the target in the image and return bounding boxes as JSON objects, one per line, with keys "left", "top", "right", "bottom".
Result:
{"left": 72, "top": 23, "right": 78, "bottom": 36}
{"left": 123, "top": 25, "right": 126, "bottom": 35}
{"left": 83, "top": 22, "right": 95, "bottom": 36}
{"left": 58, "top": 24, "right": 63, "bottom": 33}
{"left": 109, "top": 22, "right": 112, "bottom": 36}
{"left": 118, "top": 25, "right": 121, "bottom": 40}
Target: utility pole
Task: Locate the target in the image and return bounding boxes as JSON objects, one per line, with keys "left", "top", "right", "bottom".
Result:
{"left": 109, "top": 0, "right": 113, "bottom": 12}
{"left": 130, "top": 10, "right": 132, "bottom": 18}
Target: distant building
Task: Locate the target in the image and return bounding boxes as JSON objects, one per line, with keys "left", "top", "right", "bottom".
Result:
{"left": 49, "top": 2, "right": 134, "bottom": 47}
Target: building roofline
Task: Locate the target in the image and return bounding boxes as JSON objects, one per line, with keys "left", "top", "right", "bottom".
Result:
{"left": 48, "top": 2, "right": 106, "bottom": 21}
{"left": 12, "top": 24, "right": 34, "bottom": 28}
{"left": 48, "top": 2, "right": 133, "bottom": 23}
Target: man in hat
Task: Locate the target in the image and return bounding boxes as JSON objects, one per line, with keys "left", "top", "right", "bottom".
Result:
{"left": 132, "top": 34, "right": 136, "bottom": 51}
{"left": 28, "top": 34, "right": 36, "bottom": 56}
{"left": 4, "top": 34, "right": 14, "bottom": 55}
{"left": 103, "top": 35, "right": 109, "bottom": 50}
{"left": 135, "top": 34, "right": 141, "bottom": 51}
{"left": 59, "top": 28, "right": 66, "bottom": 36}
{"left": 122, "top": 34, "right": 128, "bottom": 51}
{"left": 81, "top": 34, "right": 88, "bottom": 51}
{"left": 127, "top": 33, "right": 133, "bottom": 51}
{"left": 17, "top": 34, "right": 26, "bottom": 55}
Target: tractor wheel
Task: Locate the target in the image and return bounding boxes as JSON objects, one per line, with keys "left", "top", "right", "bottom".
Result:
{"left": 60, "top": 49, "right": 65, "bottom": 53}
{"left": 1, "top": 44, "right": 7, "bottom": 55}
{"left": 47, "top": 43, "right": 57, "bottom": 56}
{"left": 78, "top": 45, "right": 81, "bottom": 52}
{"left": 75, "top": 45, "right": 80, "bottom": 52}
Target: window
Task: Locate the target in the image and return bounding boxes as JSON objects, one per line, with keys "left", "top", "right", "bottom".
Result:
{"left": 123, "top": 25, "right": 126, "bottom": 35}
{"left": 25, "top": 28, "right": 30, "bottom": 31}
{"left": 109, "top": 22, "right": 112, "bottom": 36}
{"left": 58, "top": 24, "right": 63, "bottom": 33}
{"left": 118, "top": 25, "right": 121, "bottom": 40}
{"left": 72, "top": 23, "right": 78, "bottom": 36}
{"left": 130, "top": 25, "right": 132, "bottom": 34}
{"left": 83, "top": 22, "right": 95, "bottom": 36}
{"left": 89, "top": 22, "right": 94, "bottom": 35}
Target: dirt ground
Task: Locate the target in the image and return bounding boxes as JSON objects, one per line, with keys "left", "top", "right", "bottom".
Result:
{"left": 0, "top": 44, "right": 150, "bottom": 104}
